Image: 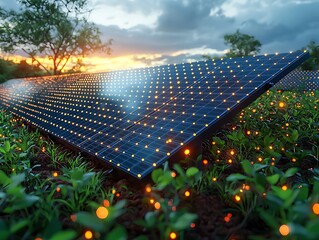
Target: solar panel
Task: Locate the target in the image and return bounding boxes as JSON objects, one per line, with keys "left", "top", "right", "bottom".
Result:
{"left": 274, "top": 70, "right": 319, "bottom": 91}
{"left": 0, "top": 51, "right": 309, "bottom": 178}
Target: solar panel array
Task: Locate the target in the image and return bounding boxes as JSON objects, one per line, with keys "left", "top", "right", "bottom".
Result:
{"left": 0, "top": 51, "right": 309, "bottom": 178}
{"left": 274, "top": 70, "right": 319, "bottom": 91}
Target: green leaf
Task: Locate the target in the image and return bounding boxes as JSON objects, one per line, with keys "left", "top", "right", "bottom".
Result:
{"left": 11, "top": 173, "right": 25, "bottom": 187}
{"left": 253, "top": 163, "right": 268, "bottom": 172}
{"left": 151, "top": 168, "right": 163, "bottom": 183}
{"left": 76, "top": 212, "right": 104, "bottom": 232}
{"left": 49, "top": 230, "right": 76, "bottom": 240}
{"left": 156, "top": 171, "right": 173, "bottom": 190}
{"left": 258, "top": 209, "right": 278, "bottom": 229}
{"left": 144, "top": 212, "right": 156, "bottom": 228}
{"left": 226, "top": 173, "right": 248, "bottom": 182}
{"left": 266, "top": 174, "right": 280, "bottom": 185}
{"left": 172, "top": 213, "right": 197, "bottom": 230}
{"left": 173, "top": 164, "right": 186, "bottom": 178}
{"left": 313, "top": 181, "right": 319, "bottom": 194}
{"left": 19, "top": 152, "right": 27, "bottom": 158}
{"left": 284, "top": 167, "right": 299, "bottom": 178}
{"left": 296, "top": 185, "right": 309, "bottom": 201}
{"left": 186, "top": 167, "right": 199, "bottom": 178}
{"left": 283, "top": 188, "right": 300, "bottom": 208}
{"left": 106, "top": 225, "right": 127, "bottom": 240}
{"left": 241, "top": 160, "right": 253, "bottom": 176}
{"left": 264, "top": 135, "right": 275, "bottom": 146}
{"left": 291, "top": 129, "right": 299, "bottom": 142}
{"left": 9, "top": 219, "right": 29, "bottom": 234}
{"left": 227, "top": 134, "right": 237, "bottom": 141}
{"left": 3, "top": 140, "right": 10, "bottom": 153}
{"left": 0, "top": 171, "right": 10, "bottom": 185}
{"left": 271, "top": 186, "right": 293, "bottom": 201}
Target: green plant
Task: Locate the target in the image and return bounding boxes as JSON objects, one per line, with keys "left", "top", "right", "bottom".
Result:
{"left": 55, "top": 166, "right": 104, "bottom": 213}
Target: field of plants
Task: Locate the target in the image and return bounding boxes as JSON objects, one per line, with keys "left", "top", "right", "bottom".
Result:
{"left": 1, "top": 89, "right": 319, "bottom": 240}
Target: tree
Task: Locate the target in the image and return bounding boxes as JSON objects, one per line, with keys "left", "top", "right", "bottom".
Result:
{"left": 301, "top": 41, "right": 319, "bottom": 70}
{"left": 0, "top": 59, "right": 15, "bottom": 83}
{"left": 224, "top": 30, "right": 261, "bottom": 58}
{"left": 0, "top": 0, "right": 112, "bottom": 75}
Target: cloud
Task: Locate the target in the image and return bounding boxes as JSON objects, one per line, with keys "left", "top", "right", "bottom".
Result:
{"left": 155, "top": 0, "right": 214, "bottom": 32}
{"left": 1, "top": 0, "right": 319, "bottom": 70}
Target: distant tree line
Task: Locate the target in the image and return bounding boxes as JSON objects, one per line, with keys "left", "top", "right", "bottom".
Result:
{"left": 0, "top": 58, "right": 46, "bottom": 83}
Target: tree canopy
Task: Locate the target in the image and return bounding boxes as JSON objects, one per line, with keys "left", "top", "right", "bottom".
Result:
{"left": 301, "top": 41, "right": 319, "bottom": 70}
{"left": 0, "top": 0, "right": 112, "bottom": 75}
{"left": 224, "top": 30, "right": 261, "bottom": 58}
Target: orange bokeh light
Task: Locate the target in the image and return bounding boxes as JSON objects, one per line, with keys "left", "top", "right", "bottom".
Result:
{"left": 279, "top": 224, "right": 290, "bottom": 236}
{"left": 234, "top": 195, "right": 241, "bottom": 202}
{"left": 169, "top": 232, "right": 177, "bottom": 239}
{"left": 184, "top": 190, "right": 191, "bottom": 197}
{"left": 70, "top": 214, "right": 77, "bottom": 222}
{"left": 279, "top": 102, "right": 286, "bottom": 108}
{"left": 84, "top": 230, "right": 93, "bottom": 239}
{"left": 145, "top": 185, "right": 152, "bottom": 193}
{"left": 312, "top": 203, "right": 319, "bottom": 215}
{"left": 103, "top": 199, "right": 110, "bottom": 207}
{"left": 184, "top": 149, "right": 190, "bottom": 155}
{"left": 154, "top": 202, "right": 161, "bottom": 210}
{"left": 96, "top": 206, "right": 109, "bottom": 219}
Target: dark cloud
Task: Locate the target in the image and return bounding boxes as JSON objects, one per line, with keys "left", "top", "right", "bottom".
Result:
{"left": 156, "top": 0, "right": 214, "bottom": 32}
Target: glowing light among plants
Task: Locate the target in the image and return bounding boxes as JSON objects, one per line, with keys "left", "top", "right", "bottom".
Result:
{"left": 234, "top": 195, "right": 241, "bottom": 202}
{"left": 96, "top": 206, "right": 109, "bottom": 219}
{"left": 279, "top": 101, "right": 286, "bottom": 108}
{"left": 169, "top": 232, "right": 177, "bottom": 239}
{"left": 312, "top": 203, "right": 319, "bottom": 215}
{"left": 171, "top": 171, "right": 177, "bottom": 178}
{"left": 84, "top": 230, "right": 93, "bottom": 239}
{"left": 52, "top": 172, "right": 58, "bottom": 177}
{"left": 279, "top": 224, "right": 290, "bottom": 236}
{"left": 224, "top": 213, "right": 232, "bottom": 223}
{"left": 184, "top": 149, "right": 190, "bottom": 155}
{"left": 145, "top": 185, "right": 152, "bottom": 193}
{"left": 154, "top": 202, "right": 161, "bottom": 210}
{"left": 103, "top": 199, "right": 110, "bottom": 207}
{"left": 184, "top": 190, "right": 191, "bottom": 197}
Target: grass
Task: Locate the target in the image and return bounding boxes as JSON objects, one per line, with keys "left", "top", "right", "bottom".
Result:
{"left": 0, "top": 89, "right": 319, "bottom": 239}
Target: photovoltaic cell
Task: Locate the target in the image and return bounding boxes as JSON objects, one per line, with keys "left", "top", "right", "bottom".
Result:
{"left": 274, "top": 70, "right": 319, "bottom": 91}
{"left": 0, "top": 51, "right": 309, "bottom": 178}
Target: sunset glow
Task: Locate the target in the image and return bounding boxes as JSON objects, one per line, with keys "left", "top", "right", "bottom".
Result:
{"left": 2, "top": 53, "right": 169, "bottom": 74}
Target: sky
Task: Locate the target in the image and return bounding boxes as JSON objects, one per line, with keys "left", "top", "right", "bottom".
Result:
{"left": 1, "top": 0, "right": 319, "bottom": 72}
